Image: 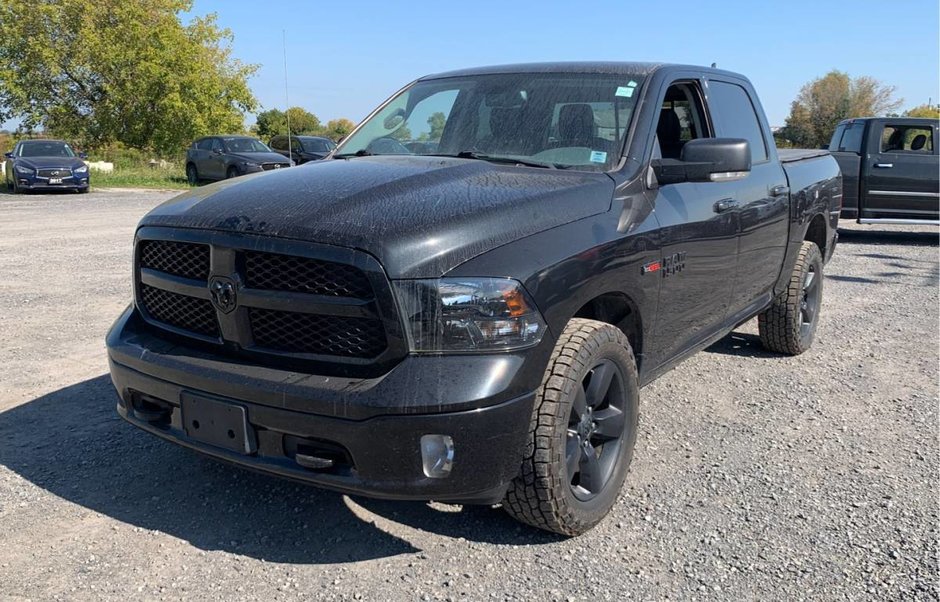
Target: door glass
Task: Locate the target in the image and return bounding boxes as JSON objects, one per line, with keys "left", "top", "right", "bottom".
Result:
{"left": 708, "top": 81, "right": 769, "bottom": 162}
{"left": 656, "top": 83, "right": 709, "bottom": 160}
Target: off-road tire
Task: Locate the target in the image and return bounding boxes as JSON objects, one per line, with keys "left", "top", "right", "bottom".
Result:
{"left": 503, "top": 318, "right": 639, "bottom": 536}
{"left": 759, "top": 241, "right": 823, "bottom": 355}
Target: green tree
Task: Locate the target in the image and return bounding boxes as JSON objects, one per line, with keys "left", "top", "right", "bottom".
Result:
{"left": 324, "top": 118, "right": 355, "bottom": 141}
{"left": 780, "top": 70, "right": 902, "bottom": 148}
{"left": 0, "top": 0, "right": 258, "bottom": 156}
{"left": 903, "top": 104, "right": 940, "bottom": 119}
{"left": 427, "top": 112, "right": 446, "bottom": 141}
{"left": 390, "top": 125, "right": 412, "bottom": 142}
{"left": 253, "top": 106, "right": 322, "bottom": 139}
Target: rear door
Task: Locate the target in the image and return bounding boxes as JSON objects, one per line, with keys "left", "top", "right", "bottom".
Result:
{"left": 648, "top": 78, "right": 740, "bottom": 366}
{"left": 706, "top": 78, "right": 790, "bottom": 316}
{"left": 862, "top": 121, "right": 940, "bottom": 220}
{"left": 206, "top": 138, "right": 226, "bottom": 179}
{"left": 828, "top": 120, "right": 866, "bottom": 219}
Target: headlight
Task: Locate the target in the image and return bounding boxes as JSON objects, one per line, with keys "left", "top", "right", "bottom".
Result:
{"left": 393, "top": 277, "right": 547, "bottom": 352}
{"left": 240, "top": 161, "right": 259, "bottom": 168}
{"left": 74, "top": 164, "right": 88, "bottom": 174}
{"left": 14, "top": 164, "right": 34, "bottom": 175}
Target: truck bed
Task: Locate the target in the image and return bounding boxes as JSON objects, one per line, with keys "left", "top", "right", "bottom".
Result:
{"left": 778, "top": 148, "right": 831, "bottom": 163}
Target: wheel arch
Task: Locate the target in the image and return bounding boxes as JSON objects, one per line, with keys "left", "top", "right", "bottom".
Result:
{"left": 570, "top": 291, "right": 644, "bottom": 373}
{"left": 803, "top": 213, "right": 828, "bottom": 257}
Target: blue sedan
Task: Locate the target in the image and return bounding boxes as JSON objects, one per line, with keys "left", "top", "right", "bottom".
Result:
{"left": 4, "top": 139, "right": 90, "bottom": 194}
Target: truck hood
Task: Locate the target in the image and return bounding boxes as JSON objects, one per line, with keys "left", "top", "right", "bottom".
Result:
{"left": 141, "top": 155, "right": 615, "bottom": 278}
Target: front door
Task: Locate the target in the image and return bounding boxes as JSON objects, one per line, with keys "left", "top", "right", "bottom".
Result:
{"left": 648, "top": 80, "right": 739, "bottom": 367}
{"left": 863, "top": 121, "right": 940, "bottom": 220}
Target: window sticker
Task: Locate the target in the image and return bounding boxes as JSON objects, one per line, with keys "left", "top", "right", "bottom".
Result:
{"left": 616, "top": 81, "right": 639, "bottom": 98}
{"left": 590, "top": 150, "right": 608, "bottom": 163}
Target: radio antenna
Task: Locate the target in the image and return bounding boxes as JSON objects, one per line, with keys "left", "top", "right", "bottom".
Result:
{"left": 283, "top": 30, "right": 292, "bottom": 162}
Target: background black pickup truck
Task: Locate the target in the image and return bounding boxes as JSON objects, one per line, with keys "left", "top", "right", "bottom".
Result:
{"left": 107, "top": 62, "right": 841, "bottom": 536}
{"left": 829, "top": 117, "right": 939, "bottom": 224}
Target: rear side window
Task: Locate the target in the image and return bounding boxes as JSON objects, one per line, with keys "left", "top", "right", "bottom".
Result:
{"left": 269, "top": 136, "right": 284, "bottom": 150}
{"left": 881, "top": 125, "right": 934, "bottom": 153}
{"left": 195, "top": 139, "right": 213, "bottom": 150}
{"left": 708, "top": 81, "right": 769, "bottom": 162}
{"left": 829, "top": 122, "right": 864, "bottom": 153}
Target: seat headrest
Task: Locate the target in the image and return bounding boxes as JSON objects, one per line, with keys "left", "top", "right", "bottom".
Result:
{"left": 657, "top": 109, "right": 682, "bottom": 144}
{"left": 911, "top": 134, "right": 927, "bottom": 151}
{"left": 558, "top": 104, "right": 595, "bottom": 142}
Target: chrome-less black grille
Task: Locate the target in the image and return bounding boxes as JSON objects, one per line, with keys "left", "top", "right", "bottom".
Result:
{"left": 140, "top": 240, "right": 210, "bottom": 281}
{"left": 140, "top": 284, "right": 220, "bottom": 337}
{"left": 37, "top": 168, "right": 72, "bottom": 178}
{"left": 134, "top": 231, "right": 401, "bottom": 371}
{"left": 249, "top": 308, "right": 386, "bottom": 357}
{"left": 244, "top": 251, "right": 373, "bottom": 297}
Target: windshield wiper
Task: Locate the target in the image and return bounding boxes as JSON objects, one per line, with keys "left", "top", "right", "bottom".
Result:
{"left": 431, "top": 151, "right": 559, "bottom": 169}
{"left": 333, "top": 149, "right": 373, "bottom": 158}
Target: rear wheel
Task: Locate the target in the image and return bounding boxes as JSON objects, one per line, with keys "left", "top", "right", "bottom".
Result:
{"left": 185, "top": 163, "right": 199, "bottom": 186}
{"left": 758, "top": 241, "right": 823, "bottom": 355}
{"left": 503, "top": 318, "right": 639, "bottom": 536}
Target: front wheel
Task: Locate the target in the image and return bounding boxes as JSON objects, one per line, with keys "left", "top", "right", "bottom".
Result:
{"left": 185, "top": 164, "right": 199, "bottom": 186}
{"left": 226, "top": 166, "right": 239, "bottom": 180}
{"left": 503, "top": 318, "right": 639, "bottom": 536}
{"left": 758, "top": 241, "right": 823, "bottom": 355}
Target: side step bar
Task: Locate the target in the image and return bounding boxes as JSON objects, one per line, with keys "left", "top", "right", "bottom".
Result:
{"left": 858, "top": 218, "right": 940, "bottom": 226}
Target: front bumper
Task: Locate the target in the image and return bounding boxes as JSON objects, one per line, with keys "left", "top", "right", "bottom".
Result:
{"left": 16, "top": 174, "right": 89, "bottom": 191}
{"left": 107, "top": 307, "right": 547, "bottom": 503}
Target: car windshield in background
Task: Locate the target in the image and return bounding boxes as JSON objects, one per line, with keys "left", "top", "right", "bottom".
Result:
{"left": 335, "top": 72, "right": 645, "bottom": 171}
{"left": 300, "top": 138, "right": 334, "bottom": 152}
{"left": 223, "top": 138, "right": 271, "bottom": 153}
{"left": 19, "top": 142, "right": 75, "bottom": 158}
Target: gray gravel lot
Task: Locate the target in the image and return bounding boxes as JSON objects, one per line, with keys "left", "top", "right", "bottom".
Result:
{"left": 0, "top": 188, "right": 937, "bottom": 601}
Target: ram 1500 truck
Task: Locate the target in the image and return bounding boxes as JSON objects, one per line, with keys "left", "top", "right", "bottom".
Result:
{"left": 107, "top": 63, "right": 841, "bottom": 535}
{"left": 829, "top": 117, "right": 939, "bottom": 224}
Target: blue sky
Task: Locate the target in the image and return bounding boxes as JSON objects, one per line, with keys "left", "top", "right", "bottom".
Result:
{"left": 4, "top": 0, "right": 939, "bottom": 130}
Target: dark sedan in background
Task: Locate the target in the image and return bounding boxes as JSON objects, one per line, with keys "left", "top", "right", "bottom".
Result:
{"left": 185, "top": 136, "right": 292, "bottom": 184}
{"left": 4, "top": 139, "right": 90, "bottom": 194}
{"left": 269, "top": 135, "right": 335, "bottom": 164}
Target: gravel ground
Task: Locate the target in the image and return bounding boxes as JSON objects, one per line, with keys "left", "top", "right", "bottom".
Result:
{"left": 0, "top": 189, "right": 937, "bottom": 601}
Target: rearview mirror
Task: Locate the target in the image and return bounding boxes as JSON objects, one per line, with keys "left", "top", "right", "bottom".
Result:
{"left": 652, "top": 138, "right": 751, "bottom": 185}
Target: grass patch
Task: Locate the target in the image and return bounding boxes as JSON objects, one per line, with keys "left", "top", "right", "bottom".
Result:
{"left": 91, "top": 167, "right": 193, "bottom": 190}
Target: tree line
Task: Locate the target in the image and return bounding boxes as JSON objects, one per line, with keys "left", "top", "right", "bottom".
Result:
{"left": 0, "top": 1, "right": 936, "bottom": 158}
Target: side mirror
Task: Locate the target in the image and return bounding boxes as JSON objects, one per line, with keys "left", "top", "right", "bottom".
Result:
{"left": 653, "top": 138, "right": 751, "bottom": 185}
{"left": 3, "top": 152, "right": 12, "bottom": 159}
{"left": 79, "top": 152, "right": 88, "bottom": 159}
{"left": 212, "top": 148, "right": 223, "bottom": 155}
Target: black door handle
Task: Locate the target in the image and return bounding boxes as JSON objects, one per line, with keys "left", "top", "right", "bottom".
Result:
{"left": 714, "top": 198, "right": 738, "bottom": 213}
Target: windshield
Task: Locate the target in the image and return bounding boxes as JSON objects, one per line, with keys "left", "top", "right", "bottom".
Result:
{"left": 300, "top": 138, "right": 334, "bottom": 152}
{"left": 222, "top": 138, "right": 271, "bottom": 153}
{"left": 19, "top": 141, "right": 76, "bottom": 158}
{"left": 335, "top": 72, "right": 644, "bottom": 171}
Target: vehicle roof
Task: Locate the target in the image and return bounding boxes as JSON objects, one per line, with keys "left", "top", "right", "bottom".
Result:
{"left": 838, "top": 117, "right": 939, "bottom": 125}
{"left": 418, "top": 61, "right": 743, "bottom": 81}
{"left": 197, "top": 135, "right": 257, "bottom": 140}
{"left": 19, "top": 139, "right": 69, "bottom": 145}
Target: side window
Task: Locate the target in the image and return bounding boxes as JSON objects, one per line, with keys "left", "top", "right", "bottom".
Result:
{"left": 196, "top": 139, "right": 212, "bottom": 151}
{"left": 839, "top": 122, "right": 865, "bottom": 153}
{"left": 210, "top": 138, "right": 223, "bottom": 153}
{"left": 881, "top": 125, "right": 934, "bottom": 153}
{"left": 828, "top": 124, "right": 846, "bottom": 151}
{"left": 708, "top": 81, "right": 769, "bottom": 163}
{"left": 269, "top": 137, "right": 283, "bottom": 150}
{"left": 656, "top": 82, "right": 710, "bottom": 160}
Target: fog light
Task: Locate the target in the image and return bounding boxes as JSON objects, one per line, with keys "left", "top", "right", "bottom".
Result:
{"left": 420, "top": 434, "right": 454, "bottom": 478}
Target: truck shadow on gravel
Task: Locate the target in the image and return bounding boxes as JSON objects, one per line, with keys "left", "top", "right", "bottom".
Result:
{"left": 704, "top": 332, "right": 778, "bottom": 358}
{"left": 0, "top": 376, "right": 560, "bottom": 564}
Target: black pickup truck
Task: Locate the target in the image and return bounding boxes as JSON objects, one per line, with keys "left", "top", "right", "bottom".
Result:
{"left": 829, "top": 117, "right": 939, "bottom": 224}
{"left": 107, "top": 63, "right": 840, "bottom": 535}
